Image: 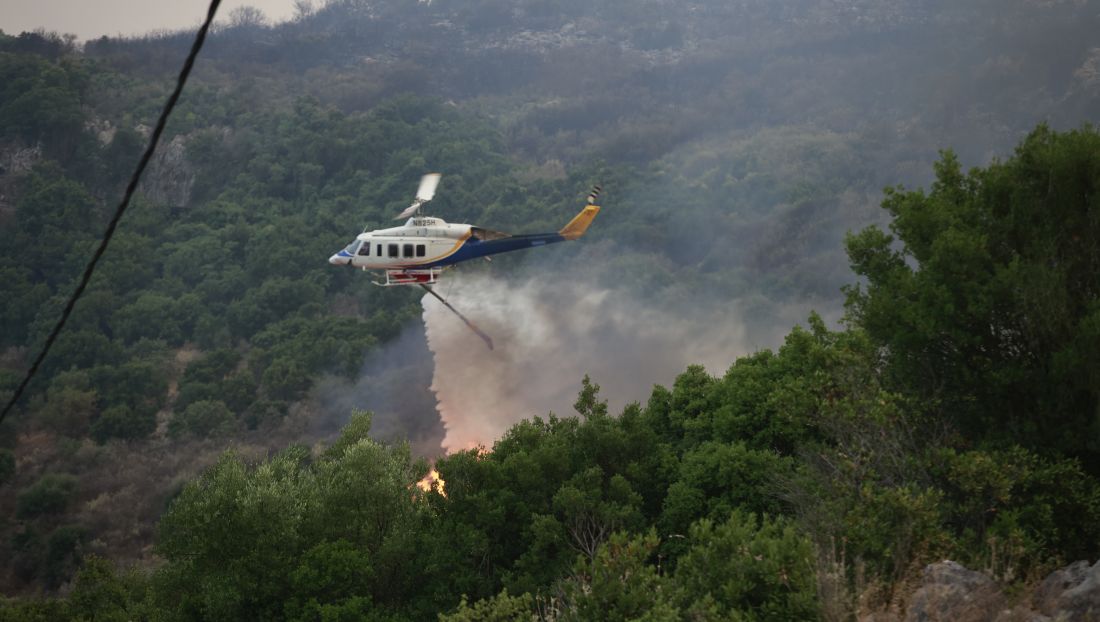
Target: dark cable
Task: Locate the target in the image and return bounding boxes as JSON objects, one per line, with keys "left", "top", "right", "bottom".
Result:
{"left": 0, "top": 0, "right": 223, "bottom": 425}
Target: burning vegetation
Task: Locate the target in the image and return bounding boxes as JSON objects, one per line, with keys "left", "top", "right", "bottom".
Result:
{"left": 416, "top": 468, "right": 446, "bottom": 497}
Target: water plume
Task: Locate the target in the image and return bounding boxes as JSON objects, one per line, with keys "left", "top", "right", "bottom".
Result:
{"left": 423, "top": 273, "right": 763, "bottom": 452}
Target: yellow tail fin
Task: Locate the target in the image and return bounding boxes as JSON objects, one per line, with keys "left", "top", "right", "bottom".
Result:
{"left": 559, "top": 204, "right": 601, "bottom": 240}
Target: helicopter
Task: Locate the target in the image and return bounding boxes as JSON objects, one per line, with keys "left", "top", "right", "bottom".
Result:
{"left": 329, "top": 174, "right": 601, "bottom": 349}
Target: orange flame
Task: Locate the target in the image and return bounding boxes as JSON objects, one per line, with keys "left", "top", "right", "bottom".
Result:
{"left": 416, "top": 468, "right": 446, "bottom": 497}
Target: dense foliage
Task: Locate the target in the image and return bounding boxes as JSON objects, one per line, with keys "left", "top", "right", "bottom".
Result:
{"left": 845, "top": 127, "right": 1100, "bottom": 467}
{"left": 1, "top": 0, "right": 1100, "bottom": 618}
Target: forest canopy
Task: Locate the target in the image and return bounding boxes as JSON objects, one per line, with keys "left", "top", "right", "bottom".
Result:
{"left": 1, "top": 1, "right": 1100, "bottom": 618}
{"left": 4, "top": 125, "right": 1100, "bottom": 619}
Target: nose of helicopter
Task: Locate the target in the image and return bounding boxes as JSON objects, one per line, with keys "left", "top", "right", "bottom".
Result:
{"left": 329, "top": 252, "right": 351, "bottom": 266}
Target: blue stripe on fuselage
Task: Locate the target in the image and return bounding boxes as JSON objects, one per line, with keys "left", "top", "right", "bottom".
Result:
{"left": 421, "top": 233, "right": 566, "bottom": 268}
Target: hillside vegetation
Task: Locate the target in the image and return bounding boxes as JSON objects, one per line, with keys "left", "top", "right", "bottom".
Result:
{"left": 0, "top": 0, "right": 1099, "bottom": 618}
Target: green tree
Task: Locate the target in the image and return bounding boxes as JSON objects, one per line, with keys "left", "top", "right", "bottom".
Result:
{"left": 440, "top": 590, "right": 536, "bottom": 622}
{"left": 110, "top": 293, "right": 184, "bottom": 345}
{"left": 155, "top": 416, "right": 432, "bottom": 620}
{"left": 845, "top": 125, "right": 1100, "bottom": 465}
{"left": 672, "top": 512, "right": 818, "bottom": 621}
{"left": 284, "top": 540, "right": 377, "bottom": 621}
{"left": 155, "top": 449, "right": 318, "bottom": 620}
{"left": 261, "top": 358, "right": 312, "bottom": 402}
{"left": 167, "top": 400, "right": 236, "bottom": 439}
{"left": 36, "top": 382, "right": 97, "bottom": 435}
{"left": 0, "top": 449, "right": 14, "bottom": 486}
{"left": 44, "top": 525, "right": 88, "bottom": 588}
{"left": 659, "top": 441, "right": 792, "bottom": 550}
{"left": 65, "top": 556, "right": 135, "bottom": 622}
{"left": 932, "top": 446, "right": 1100, "bottom": 574}
{"left": 90, "top": 404, "right": 156, "bottom": 443}
{"left": 16, "top": 474, "right": 77, "bottom": 519}
{"left": 559, "top": 530, "right": 678, "bottom": 622}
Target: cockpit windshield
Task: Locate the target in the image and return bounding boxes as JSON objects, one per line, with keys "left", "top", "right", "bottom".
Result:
{"left": 344, "top": 240, "right": 361, "bottom": 255}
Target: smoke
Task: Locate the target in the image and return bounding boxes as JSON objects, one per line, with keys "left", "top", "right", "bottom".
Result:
{"left": 422, "top": 272, "right": 824, "bottom": 453}
{"left": 311, "top": 320, "right": 445, "bottom": 457}
{"left": 310, "top": 257, "right": 841, "bottom": 457}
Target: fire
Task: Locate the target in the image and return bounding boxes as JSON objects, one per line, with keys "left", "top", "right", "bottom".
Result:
{"left": 416, "top": 468, "right": 446, "bottom": 496}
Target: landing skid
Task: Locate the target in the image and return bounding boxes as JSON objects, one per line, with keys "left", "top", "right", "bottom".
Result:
{"left": 419, "top": 284, "right": 494, "bottom": 351}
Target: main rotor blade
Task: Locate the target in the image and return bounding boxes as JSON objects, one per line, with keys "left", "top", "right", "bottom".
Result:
{"left": 395, "top": 202, "right": 420, "bottom": 220}
{"left": 416, "top": 173, "right": 442, "bottom": 202}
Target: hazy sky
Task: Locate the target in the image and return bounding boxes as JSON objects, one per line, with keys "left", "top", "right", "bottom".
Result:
{"left": 0, "top": 1, "right": 298, "bottom": 40}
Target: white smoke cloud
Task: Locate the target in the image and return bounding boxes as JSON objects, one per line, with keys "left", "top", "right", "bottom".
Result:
{"left": 311, "top": 268, "right": 838, "bottom": 457}
{"left": 423, "top": 273, "right": 770, "bottom": 452}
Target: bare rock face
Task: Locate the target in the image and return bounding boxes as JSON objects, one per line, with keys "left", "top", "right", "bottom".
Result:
{"left": 1035, "top": 559, "right": 1100, "bottom": 620}
{"left": 85, "top": 118, "right": 117, "bottom": 145}
{"left": 877, "top": 560, "right": 1100, "bottom": 622}
{"left": 138, "top": 134, "right": 195, "bottom": 208}
{"left": 994, "top": 607, "right": 1050, "bottom": 622}
{"left": 0, "top": 142, "right": 42, "bottom": 219}
{"left": 905, "top": 561, "right": 1007, "bottom": 622}
{"left": 0, "top": 142, "right": 42, "bottom": 177}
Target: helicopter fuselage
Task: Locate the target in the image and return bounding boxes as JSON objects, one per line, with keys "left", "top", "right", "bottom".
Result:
{"left": 328, "top": 211, "right": 593, "bottom": 272}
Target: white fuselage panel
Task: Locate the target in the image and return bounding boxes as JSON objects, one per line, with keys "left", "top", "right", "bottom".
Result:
{"left": 350, "top": 217, "right": 472, "bottom": 269}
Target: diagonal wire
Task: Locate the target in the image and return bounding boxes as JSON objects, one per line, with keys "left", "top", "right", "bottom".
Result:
{"left": 0, "top": 0, "right": 223, "bottom": 426}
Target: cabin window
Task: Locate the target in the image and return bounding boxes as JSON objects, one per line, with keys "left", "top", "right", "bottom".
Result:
{"left": 403, "top": 243, "right": 414, "bottom": 258}
{"left": 376, "top": 244, "right": 382, "bottom": 256}
{"left": 388, "top": 244, "right": 399, "bottom": 258}
{"left": 416, "top": 244, "right": 426, "bottom": 257}
{"left": 357, "top": 241, "right": 370, "bottom": 256}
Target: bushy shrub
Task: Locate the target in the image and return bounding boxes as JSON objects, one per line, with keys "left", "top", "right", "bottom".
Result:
{"left": 841, "top": 483, "right": 949, "bottom": 581}
{"left": 90, "top": 405, "right": 156, "bottom": 443}
{"left": 44, "top": 525, "right": 88, "bottom": 588}
{"left": 16, "top": 474, "right": 78, "bottom": 519}
{"left": 673, "top": 508, "right": 822, "bottom": 620}
{"left": 261, "top": 358, "right": 312, "bottom": 402}
{"left": 37, "top": 385, "right": 97, "bottom": 435}
{"left": 562, "top": 530, "right": 677, "bottom": 622}
{"left": 182, "top": 349, "right": 241, "bottom": 385}
{"left": 167, "top": 400, "right": 235, "bottom": 439}
{"left": 673, "top": 512, "right": 818, "bottom": 621}
{"left": 933, "top": 447, "right": 1100, "bottom": 577}
{"left": 0, "top": 449, "right": 14, "bottom": 485}
{"left": 441, "top": 590, "right": 537, "bottom": 622}
{"left": 242, "top": 398, "right": 285, "bottom": 430}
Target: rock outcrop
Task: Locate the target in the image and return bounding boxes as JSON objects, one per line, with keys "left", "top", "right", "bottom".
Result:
{"left": 0, "top": 142, "right": 42, "bottom": 178}
{"left": 138, "top": 133, "right": 195, "bottom": 208}
{"left": 905, "top": 561, "right": 1006, "bottom": 622}
{"left": 0, "top": 142, "right": 42, "bottom": 220}
{"left": 1035, "top": 560, "right": 1100, "bottom": 620}
{"left": 862, "top": 560, "right": 1100, "bottom": 622}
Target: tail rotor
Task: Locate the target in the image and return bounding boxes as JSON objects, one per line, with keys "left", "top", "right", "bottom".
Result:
{"left": 587, "top": 184, "right": 602, "bottom": 206}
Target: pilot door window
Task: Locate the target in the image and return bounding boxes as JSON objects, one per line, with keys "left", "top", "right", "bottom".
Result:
{"left": 357, "top": 242, "right": 370, "bottom": 256}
